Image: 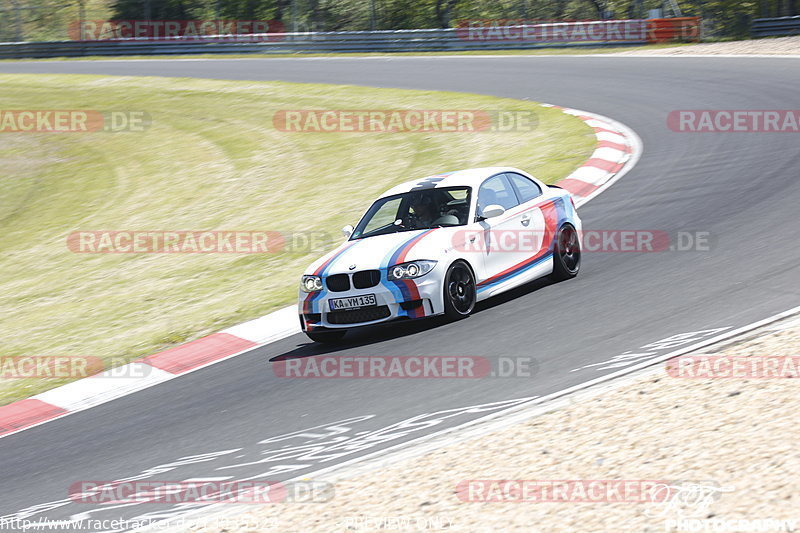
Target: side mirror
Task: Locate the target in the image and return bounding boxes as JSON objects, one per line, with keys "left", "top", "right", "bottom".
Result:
{"left": 342, "top": 225, "right": 354, "bottom": 239}
{"left": 481, "top": 204, "right": 506, "bottom": 219}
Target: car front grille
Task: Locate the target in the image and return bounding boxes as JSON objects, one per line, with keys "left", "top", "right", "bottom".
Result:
{"left": 327, "top": 306, "right": 391, "bottom": 325}
{"left": 326, "top": 274, "right": 350, "bottom": 292}
{"left": 352, "top": 270, "right": 381, "bottom": 289}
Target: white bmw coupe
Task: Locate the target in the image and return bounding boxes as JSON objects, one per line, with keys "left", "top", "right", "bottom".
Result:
{"left": 298, "top": 167, "right": 582, "bottom": 343}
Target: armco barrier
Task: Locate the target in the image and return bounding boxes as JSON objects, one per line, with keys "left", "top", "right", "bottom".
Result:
{"left": 0, "top": 19, "right": 697, "bottom": 59}
{"left": 752, "top": 16, "right": 800, "bottom": 37}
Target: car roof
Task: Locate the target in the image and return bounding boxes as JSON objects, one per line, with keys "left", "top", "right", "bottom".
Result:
{"left": 379, "top": 167, "right": 531, "bottom": 198}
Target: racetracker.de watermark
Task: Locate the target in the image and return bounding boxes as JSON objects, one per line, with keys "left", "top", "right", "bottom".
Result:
{"left": 0, "top": 110, "right": 150, "bottom": 133}
{"left": 0, "top": 356, "right": 152, "bottom": 379}
{"left": 666, "top": 356, "right": 800, "bottom": 379}
{"left": 455, "top": 480, "right": 670, "bottom": 502}
{"left": 668, "top": 110, "right": 800, "bottom": 132}
{"left": 451, "top": 230, "right": 712, "bottom": 253}
{"left": 273, "top": 110, "right": 537, "bottom": 133}
{"left": 272, "top": 356, "right": 538, "bottom": 379}
{"left": 0, "top": 356, "right": 102, "bottom": 379}
{"left": 66, "top": 230, "right": 332, "bottom": 254}
{"left": 455, "top": 19, "right": 650, "bottom": 42}
{"left": 68, "top": 480, "right": 333, "bottom": 504}
{"left": 68, "top": 20, "right": 285, "bottom": 41}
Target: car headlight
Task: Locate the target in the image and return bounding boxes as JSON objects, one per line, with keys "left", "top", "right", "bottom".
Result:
{"left": 301, "top": 275, "right": 324, "bottom": 293}
{"left": 387, "top": 260, "right": 437, "bottom": 281}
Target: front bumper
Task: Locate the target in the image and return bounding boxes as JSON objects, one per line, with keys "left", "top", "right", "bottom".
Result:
{"left": 298, "top": 273, "right": 443, "bottom": 331}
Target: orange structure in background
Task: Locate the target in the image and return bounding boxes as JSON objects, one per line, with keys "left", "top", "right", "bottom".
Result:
{"left": 647, "top": 17, "right": 701, "bottom": 43}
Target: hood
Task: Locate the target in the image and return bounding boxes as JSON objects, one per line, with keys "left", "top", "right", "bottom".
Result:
{"left": 304, "top": 227, "right": 458, "bottom": 275}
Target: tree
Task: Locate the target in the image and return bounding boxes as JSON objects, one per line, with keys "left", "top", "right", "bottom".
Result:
{"left": 435, "top": 0, "right": 459, "bottom": 27}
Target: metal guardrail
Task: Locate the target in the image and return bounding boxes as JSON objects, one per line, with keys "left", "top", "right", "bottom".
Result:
{"left": 752, "top": 16, "right": 800, "bottom": 37}
{"left": 0, "top": 24, "right": 651, "bottom": 59}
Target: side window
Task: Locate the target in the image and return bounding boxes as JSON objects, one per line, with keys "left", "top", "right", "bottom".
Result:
{"left": 506, "top": 173, "right": 542, "bottom": 203}
{"left": 477, "top": 174, "right": 520, "bottom": 215}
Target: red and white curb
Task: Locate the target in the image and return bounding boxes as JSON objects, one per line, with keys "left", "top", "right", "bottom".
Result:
{"left": 0, "top": 105, "right": 642, "bottom": 440}
{"left": 0, "top": 308, "right": 300, "bottom": 438}
{"left": 543, "top": 104, "right": 642, "bottom": 207}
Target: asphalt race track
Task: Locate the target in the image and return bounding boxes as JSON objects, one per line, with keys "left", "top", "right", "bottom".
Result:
{"left": 1, "top": 56, "right": 799, "bottom": 530}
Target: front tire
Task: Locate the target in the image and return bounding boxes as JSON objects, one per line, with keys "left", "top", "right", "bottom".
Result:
{"left": 551, "top": 223, "right": 581, "bottom": 281}
{"left": 305, "top": 329, "right": 347, "bottom": 343}
{"left": 443, "top": 261, "right": 476, "bottom": 320}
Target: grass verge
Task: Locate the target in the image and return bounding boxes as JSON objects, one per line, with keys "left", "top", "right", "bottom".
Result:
{"left": 0, "top": 74, "right": 594, "bottom": 405}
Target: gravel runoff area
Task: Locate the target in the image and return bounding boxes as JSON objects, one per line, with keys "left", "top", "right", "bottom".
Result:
{"left": 185, "top": 313, "right": 800, "bottom": 533}
{"left": 614, "top": 35, "right": 800, "bottom": 55}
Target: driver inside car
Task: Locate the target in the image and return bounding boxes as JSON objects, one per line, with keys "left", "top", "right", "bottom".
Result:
{"left": 408, "top": 193, "right": 438, "bottom": 228}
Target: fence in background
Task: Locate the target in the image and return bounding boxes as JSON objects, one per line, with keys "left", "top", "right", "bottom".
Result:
{"left": 0, "top": 19, "right": 701, "bottom": 59}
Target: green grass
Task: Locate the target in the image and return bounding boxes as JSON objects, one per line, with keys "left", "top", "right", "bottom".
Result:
{"left": 0, "top": 42, "right": 695, "bottom": 62}
{"left": 0, "top": 74, "right": 594, "bottom": 405}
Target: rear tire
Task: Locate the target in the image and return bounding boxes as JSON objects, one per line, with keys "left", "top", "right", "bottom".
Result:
{"left": 551, "top": 223, "right": 581, "bottom": 281}
{"left": 443, "top": 261, "right": 476, "bottom": 320}
{"left": 305, "top": 329, "right": 347, "bottom": 343}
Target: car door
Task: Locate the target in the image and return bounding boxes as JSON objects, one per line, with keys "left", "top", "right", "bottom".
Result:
{"left": 474, "top": 173, "right": 531, "bottom": 291}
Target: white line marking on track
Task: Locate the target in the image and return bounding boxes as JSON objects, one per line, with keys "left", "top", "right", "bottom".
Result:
{"left": 140, "top": 303, "right": 800, "bottom": 532}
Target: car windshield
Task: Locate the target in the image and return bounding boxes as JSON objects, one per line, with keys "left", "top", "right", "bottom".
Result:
{"left": 351, "top": 186, "right": 472, "bottom": 240}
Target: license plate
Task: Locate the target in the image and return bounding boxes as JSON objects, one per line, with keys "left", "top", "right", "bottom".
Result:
{"left": 329, "top": 294, "right": 377, "bottom": 311}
